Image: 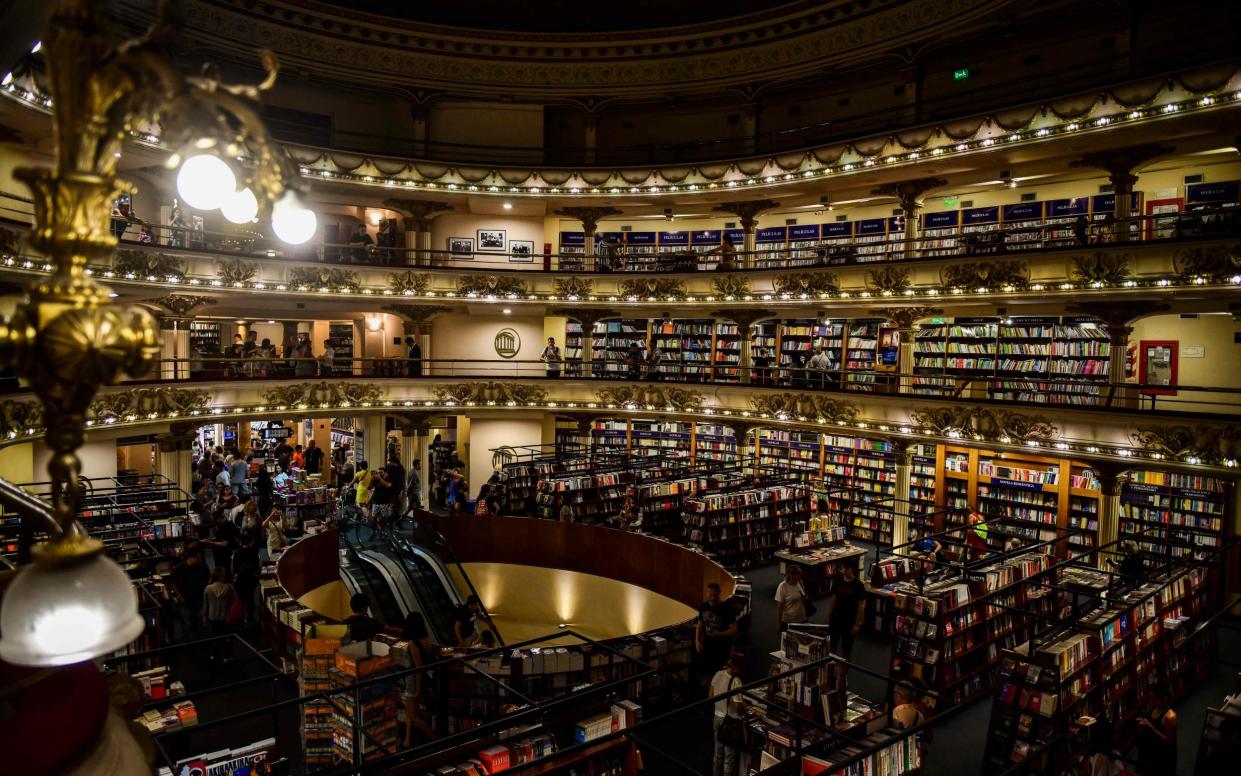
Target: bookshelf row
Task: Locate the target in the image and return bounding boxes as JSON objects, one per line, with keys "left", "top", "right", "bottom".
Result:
{"left": 563, "top": 315, "right": 1113, "bottom": 401}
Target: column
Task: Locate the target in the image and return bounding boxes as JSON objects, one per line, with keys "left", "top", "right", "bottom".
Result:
{"left": 876, "top": 307, "right": 941, "bottom": 394}
{"left": 553, "top": 207, "right": 621, "bottom": 269}
{"left": 159, "top": 317, "right": 191, "bottom": 380}
{"left": 711, "top": 200, "right": 779, "bottom": 269}
{"left": 156, "top": 425, "right": 195, "bottom": 493}
{"left": 891, "top": 440, "right": 913, "bottom": 548}
{"left": 1096, "top": 465, "right": 1127, "bottom": 569}
{"left": 361, "top": 415, "right": 387, "bottom": 470}
{"left": 1070, "top": 144, "right": 1173, "bottom": 242}
{"left": 870, "top": 178, "right": 946, "bottom": 259}
{"left": 712, "top": 308, "right": 774, "bottom": 385}
{"left": 410, "top": 104, "right": 429, "bottom": 158}
{"left": 384, "top": 304, "right": 449, "bottom": 375}
{"left": 382, "top": 199, "right": 454, "bottom": 266}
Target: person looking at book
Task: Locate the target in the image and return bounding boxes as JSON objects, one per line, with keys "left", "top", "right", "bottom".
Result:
{"left": 825, "top": 558, "right": 866, "bottom": 659}
{"left": 775, "top": 564, "right": 811, "bottom": 633}
{"left": 170, "top": 546, "right": 210, "bottom": 640}
{"left": 891, "top": 681, "right": 925, "bottom": 729}
{"left": 910, "top": 530, "right": 942, "bottom": 560}
{"left": 1135, "top": 685, "right": 1177, "bottom": 776}
{"left": 965, "top": 510, "right": 989, "bottom": 560}
{"left": 696, "top": 582, "right": 738, "bottom": 677}
{"left": 203, "top": 566, "right": 236, "bottom": 669}
{"left": 709, "top": 654, "right": 747, "bottom": 776}
{"left": 400, "top": 611, "right": 439, "bottom": 747}
{"left": 263, "top": 506, "right": 285, "bottom": 557}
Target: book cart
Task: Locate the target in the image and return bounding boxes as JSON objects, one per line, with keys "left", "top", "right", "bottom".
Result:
{"left": 980, "top": 532, "right": 1228, "bottom": 773}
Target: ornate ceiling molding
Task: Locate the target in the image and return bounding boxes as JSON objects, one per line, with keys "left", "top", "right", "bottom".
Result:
{"left": 159, "top": 0, "right": 1011, "bottom": 97}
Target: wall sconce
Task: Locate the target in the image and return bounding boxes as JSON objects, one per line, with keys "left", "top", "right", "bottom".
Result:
{"left": 366, "top": 316, "right": 383, "bottom": 332}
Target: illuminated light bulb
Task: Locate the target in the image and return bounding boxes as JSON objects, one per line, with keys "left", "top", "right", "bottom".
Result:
{"left": 221, "top": 187, "right": 259, "bottom": 224}
{"left": 176, "top": 154, "right": 236, "bottom": 210}
{"left": 271, "top": 191, "right": 317, "bottom": 245}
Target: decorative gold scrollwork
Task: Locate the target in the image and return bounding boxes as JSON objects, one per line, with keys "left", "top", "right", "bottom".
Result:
{"left": 595, "top": 384, "right": 704, "bottom": 411}
{"left": 260, "top": 382, "right": 383, "bottom": 408}
{"left": 432, "top": 382, "right": 549, "bottom": 405}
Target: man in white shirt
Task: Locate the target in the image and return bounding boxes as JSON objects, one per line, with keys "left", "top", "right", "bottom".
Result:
{"left": 807, "top": 346, "right": 831, "bottom": 389}
{"left": 709, "top": 654, "right": 746, "bottom": 776}
{"left": 541, "top": 337, "right": 562, "bottom": 378}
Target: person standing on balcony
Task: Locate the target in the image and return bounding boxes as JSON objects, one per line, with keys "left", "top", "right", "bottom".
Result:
{"left": 708, "top": 234, "right": 738, "bottom": 271}
{"left": 318, "top": 339, "right": 336, "bottom": 377}
{"left": 170, "top": 204, "right": 188, "bottom": 248}
{"left": 541, "top": 337, "right": 562, "bottom": 378}
{"left": 807, "top": 345, "right": 830, "bottom": 389}
{"left": 405, "top": 336, "right": 423, "bottom": 377}
{"left": 626, "top": 342, "right": 645, "bottom": 380}
{"left": 293, "top": 338, "right": 316, "bottom": 377}
{"left": 349, "top": 222, "right": 373, "bottom": 262}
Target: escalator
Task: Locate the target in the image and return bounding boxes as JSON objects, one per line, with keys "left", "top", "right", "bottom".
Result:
{"left": 336, "top": 532, "right": 465, "bottom": 645}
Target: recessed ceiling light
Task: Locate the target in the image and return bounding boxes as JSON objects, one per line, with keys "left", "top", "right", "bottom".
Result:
{"left": 502, "top": 308, "right": 511, "bottom": 315}
{"left": 502, "top": 202, "right": 512, "bottom": 210}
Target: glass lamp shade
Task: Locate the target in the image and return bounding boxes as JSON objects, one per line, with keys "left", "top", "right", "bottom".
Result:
{"left": 0, "top": 552, "right": 144, "bottom": 666}
{"left": 221, "top": 187, "right": 259, "bottom": 224}
{"left": 271, "top": 191, "right": 317, "bottom": 245}
{"left": 175, "top": 153, "right": 236, "bottom": 211}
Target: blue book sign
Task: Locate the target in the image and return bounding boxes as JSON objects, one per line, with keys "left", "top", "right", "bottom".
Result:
{"left": 1047, "top": 198, "right": 1088, "bottom": 217}
{"left": 789, "top": 224, "right": 821, "bottom": 240}
{"left": 963, "top": 206, "right": 1000, "bottom": 225}
{"left": 627, "top": 231, "right": 656, "bottom": 245}
{"left": 691, "top": 230, "right": 722, "bottom": 245}
{"left": 1002, "top": 202, "right": 1044, "bottom": 222}
{"left": 823, "top": 221, "right": 854, "bottom": 237}
{"left": 922, "top": 211, "right": 960, "bottom": 228}
{"left": 857, "top": 218, "right": 886, "bottom": 235}
{"left": 756, "top": 226, "right": 787, "bottom": 242}
{"left": 659, "top": 231, "right": 688, "bottom": 245}
{"left": 559, "top": 231, "right": 585, "bottom": 246}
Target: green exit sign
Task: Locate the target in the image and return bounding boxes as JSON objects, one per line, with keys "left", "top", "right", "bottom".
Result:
{"left": 942, "top": 196, "right": 958, "bottom": 207}
{"left": 953, "top": 68, "right": 971, "bottom": 81}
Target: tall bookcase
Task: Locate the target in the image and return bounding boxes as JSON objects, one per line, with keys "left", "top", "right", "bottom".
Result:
{"left": 563, "top": 320, "right": 584, "bottom": 377}
{"left": 843, "top": 320, "right": 885, "bottom": 391}
{"left": 756, "top": 429, "right": 823, "bottom": 480}
{"left": 1120, "top": 471, "right": 1229, "bottom": 561}
{"left": 189, "top": 320, "right": 222, "bottom": 354}
{"left": 327, "top": 321, "right": 354, "bottom": 375}
{"left": 713, "top": 321, "right": 742, "bottom": 383}
{"left": 684, "top": 481, "right": 810, "bottom": 567}
{"left": 652, "top": 318, "right": 714, "bottom": 381}
{"left": 909, "top": 444, "right": 939, "bottom": 532}
{"left": 592, "top": 319, "right": 649, "bottom": 377}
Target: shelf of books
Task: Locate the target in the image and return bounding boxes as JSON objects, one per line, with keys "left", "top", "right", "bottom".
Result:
{"left": 628, "top": 418, "right": 693, "bottom": 461}
{"left": 988, "top": 317, "right": 1110, "bottom": 405}
{"left": 756, "top": 428, "right": 823, "bottom": 480}
{"left": 694, "top": 422, "right": 738, "bottom": 466}
{"left": 625, "top": 231, "right": 658, "bottom": 271}
{"left": 910, "top": 445, "right": 939, "bottom": 533}
{"left": 912, "top": 320, "right": 952, "bottom": 395}
{"left": 1045, "top": 197, "right": 1089, "bottom": 247}
{"left": 558, "top": 231, "right": 586, "bottom": 270}
{"left": 942, "top": 449, "right": 972, "bottom": 532}
{"left": 563, "top": 320, "right": 584, "bottom": 377}
{"left": 844, "top": 320, "right": 883, "bottom": 391}
{"left": 821, "top": 434, "right": 898, "bottom": 545}
{"left": 983, "top": 560, "right": 1218, "bottom": 772}
{"left": 854, "top": 218, "right": 888, "bottom": 262}
{"left": 976, "top": 453, "right": 1064, "bottom": 548}
{"left": 756, "top": 226, "right": 788, "bottom": 268}
{"left": 538, "top": 469, "right": 633, "bottom": 523}
{"left": 788, "top": 224, "right": 823, "bottom": 267}
{"left": 652, "top": 318, "right": 714, "bottom": 381}
{"left": 592, "top": 419, "right": 631, "bottom": 458}
{"left": 779, "top": 319, "right": 845, "bottom": 376}
{"left": 1120, "top": 470, "right": 1229, "bottom": 561}
{"left": 921, "top": 210, "right": 961, "bottom": 257}
{"left": 683, "top": 481, "right": 810, "bottom": 567}
{"left": 1001, "top": 202, "right": 1046, "bottom": 251}
{"left": 327, "top": 321, "right": 354, "bottom": 376}
{"left": 888, "top": 550, "right": 1054, "bottom": 710}
{"left": 962, "top": 205, "right": 1001, "bottom": 255}
{"left": 656, "top": 230, "right": 688, "bottom": 269}
{"left": 189, "top": 320, "right": 221, "bottom": 354}
{"left": 713, "top": 321, "right": 742, "bottom": 382}
{"left": 944, "top": 316, "right": 999, "bottom": 375}
{"left": 1067, "top": 465, "right": 1101, "bottom": 553}
{"left": 593, "top": 319, "right": 649, "bottom": 377}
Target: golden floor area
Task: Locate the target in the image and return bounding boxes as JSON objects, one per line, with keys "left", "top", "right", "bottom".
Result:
{"left": 459, "top": 562, "right": 698, "bottom": 645}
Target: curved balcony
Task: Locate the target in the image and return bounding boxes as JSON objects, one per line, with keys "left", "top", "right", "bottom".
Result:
{"left": 0, "top": 362, "right": 1237, "bottom": 478}
{"left": 0, "top": 211, "right": 1238, "bottom": 314}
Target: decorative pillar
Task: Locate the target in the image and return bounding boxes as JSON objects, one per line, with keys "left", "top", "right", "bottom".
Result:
{"left": 385, "top": 304, "right": 451, "bottom": 375}
{"left": 1096, "top": 464, "right": 1127, "bottom": 568}
{"left": 890, "top": 439, "right": 914, "bottom": 548}
{"left": 550, "top": 307, "right": 618, "bottom": 379}
{"left": 712, "top": 200, "right": 779, "bottom": 268}
{"left": 396, "top": 411, "right": 437, "bottom": 508}
{"left": 558, "top": 411, "right": 602, "bottom": 454}
{"left": 554, "top": 207, "right": 622, "bottom": 266}
{"left": 720, "top": 419, "right": 760, "bottom": 472}
{"left": 382, "top": 199, "right": 454, "bottom": 266}
{"left": 1070, "top": 144, "right": 1173, "bottom": 241}
{"left": 1067, "top": 301, "right": 1169, "bottom": 409}
{"left": 712, "top": 308, "right": 776, "bottom": 385}
{"left": 361, "top": 415, "right": 387, "bottom": 470}
{"left": 870, "top": 177, "right": 946, "bottom": 259}
{"left": 155, "top": 424, "right": 196, "bottom": 494}
{"left": 142, "top": 295, "right": 216, "bottom": 380}
{"left": 872, "top": 307, "right": 941, "bottom": 393}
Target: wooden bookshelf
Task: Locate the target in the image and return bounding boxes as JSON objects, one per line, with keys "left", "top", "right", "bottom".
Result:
{"left": 684, "top": 482, "right": 810, "bottom": 568}
{"left": 1120, "top": 471, "right": 1229, "bottom": 561}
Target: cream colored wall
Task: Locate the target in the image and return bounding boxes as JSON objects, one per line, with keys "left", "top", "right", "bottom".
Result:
{"left": 1127, "top": 313, "right": 1241, "bottom": 414}
{"left": 466, "top": 417, "right": 544, "bottom": 499}
{"left": 427, "top": 102, "right": 544, "bottom": 156}
{"left": 428, "top": 214, "right": 546, "bottom": 269}
{"left": 429, "top": 313, "right": 547, "bottom": 376}
{"left": 34, "top": 437, "right": 118, "bottom": 481}
{"left": 0, "top": 442, "right": 34, "bottom": 484}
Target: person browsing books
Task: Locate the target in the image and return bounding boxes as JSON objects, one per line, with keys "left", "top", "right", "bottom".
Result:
{"left": 775, "top": 564, "right": 811, "bottom": 633}
{"left": 825, "top": 558, "right": 866, "bottom": 659}
{"left": 696, "top": 582, "right": 738, "bottom": 675}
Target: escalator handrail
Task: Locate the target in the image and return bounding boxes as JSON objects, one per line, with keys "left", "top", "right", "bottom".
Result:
{"left": 376, "top": 531, "right": 459, "bottom": 646}
{"left": 405, "top": 514, "right": 505, "bottom": 647}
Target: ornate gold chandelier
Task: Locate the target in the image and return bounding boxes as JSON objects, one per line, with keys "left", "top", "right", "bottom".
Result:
{"left": 0, "top": 0, "right": 308, "bottom": 666}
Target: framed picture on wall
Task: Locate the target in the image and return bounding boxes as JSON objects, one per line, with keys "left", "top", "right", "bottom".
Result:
{"left": 508, "top": 239, "right": 535, "bottom": 262}
{"left": 447, "top": 237, "right": 474, "bottom": 256}
{"left": 476, "top": 228, "right": 506, "bottom": 252}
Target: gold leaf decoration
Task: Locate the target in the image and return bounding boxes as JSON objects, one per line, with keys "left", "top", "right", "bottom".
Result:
{"left": 215, "top": 257, "right": 257, "bottom": 286}
{"left": 748, "top": 394, "right": 860, "bottom": 424}
{"left": 1130, "top": 425, "right": 1241, "bottom": 463}
{"left": 388, "top": 271, "right": 431, "bottom": 296}
{"left": 261, "top": 382, "right": 383, "bottom": 408}
{"left": 1171, "top": 245, "right": 1241, "bottom": 282}
{"left": 711, "top": 275, "right": 752, "bottom": 298}
{"left": 287, "top": 266, "right": 360, "bottom": 291}
{"left": 940, "top": 260, "right": 1029, "bottom": 290}
{"left": 89, "top": 387, "right": 211, "bottom": 422}
{"left": 908, "top": 406, "right": 1057, "bottom": 443}
{"left": 0, "top": 399, "right": 45, "bottom": 437}
{"left": 595, "top": 385, "right": 705, "bottom": 412}
{"left": 455, "top": 274, "right": 530, "bottom": 297}
{"left": 114, "top": 249, "right": 186, "bottom": 280}
{"left": 1071, "top": 252, "right": 1132, "bottom": 284}
{"left": 553, "top": 277, "right": 595, "bottom": 298}
{"left": 865, "top": 266, "right": 911, "bottom": 294}
{"left": 618, "top": 277, "right": 687, "bottom": 299}
{"left": 773, "top": 272, "right": 840, "bottom": 297}
{"left": 432, "top": 382, "right": 548, "bottom": 405}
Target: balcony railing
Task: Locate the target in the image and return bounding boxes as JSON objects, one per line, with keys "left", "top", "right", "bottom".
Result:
{"left": 8, "top": 356, "right": 1237, "bottom": 416}
{"left": 75, "top": 205, "right": 1241, "bottom": 275}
